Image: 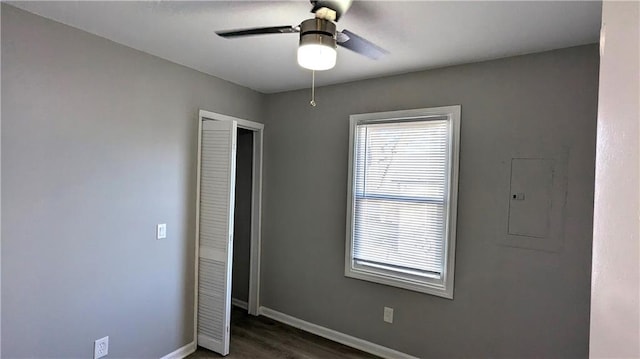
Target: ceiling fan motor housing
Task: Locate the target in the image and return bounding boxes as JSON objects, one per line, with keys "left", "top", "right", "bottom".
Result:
{"left": 299, "top": 18, "right": 337, "bottom": 50}
{"left": 310, "top": 0, "right": 352, "bottom": 21}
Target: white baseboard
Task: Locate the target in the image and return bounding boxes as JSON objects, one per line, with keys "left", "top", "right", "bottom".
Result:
{"left": 159, "top": 341, "right": 196, "bottom": 359}
{"left": 232, "top": 298, "right": 248, "bottom": 310}
{"left": 258, "top": 306, "right": 418, "bottom": 359}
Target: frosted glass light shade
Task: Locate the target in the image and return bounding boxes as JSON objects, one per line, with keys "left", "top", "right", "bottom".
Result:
{"left": 297, "top": 43, "right": 337, "bottom": 71}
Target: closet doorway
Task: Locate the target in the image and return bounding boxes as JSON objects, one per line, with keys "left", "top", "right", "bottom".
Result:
{"left": 194, "top": 110, "right": 263, "bottom": 356}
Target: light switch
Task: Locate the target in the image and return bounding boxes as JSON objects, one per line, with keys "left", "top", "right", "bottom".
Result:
{"left": 157, "top": 223, "right": 167, "bottom": 239}
{"left": 383, "top": 307, "right": 394, "bottom": 323}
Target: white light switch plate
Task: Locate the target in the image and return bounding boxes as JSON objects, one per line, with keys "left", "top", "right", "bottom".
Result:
{"left": 157, "top": 223, "right": 167, "bottom": 239}
{"left": 383, "top": 307, "right": 394, "bottom": 323}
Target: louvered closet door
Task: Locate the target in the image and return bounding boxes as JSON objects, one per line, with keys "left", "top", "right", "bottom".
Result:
{"left": 198, "top": 119, "right": 237, "bottom": 356}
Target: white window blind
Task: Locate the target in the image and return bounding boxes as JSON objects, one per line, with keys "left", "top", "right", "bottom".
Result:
{"left": 346, "top": 106, "right": 460, "bottom": 298}
{"left": 353, "top": 119, "right": 449, "bottom": 278}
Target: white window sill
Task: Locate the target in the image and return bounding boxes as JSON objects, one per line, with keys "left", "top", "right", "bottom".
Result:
{"left": 345, "top": 265, "right": 454, "bottom": 299}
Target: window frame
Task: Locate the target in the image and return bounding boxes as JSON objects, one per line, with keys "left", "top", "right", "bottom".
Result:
{"left": 344, "top": 105, "right": 461, "bottom": 299}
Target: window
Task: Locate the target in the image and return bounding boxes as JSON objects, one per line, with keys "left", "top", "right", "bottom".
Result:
{"left": 345, "top": 106, "right": 460, "bottom": 298}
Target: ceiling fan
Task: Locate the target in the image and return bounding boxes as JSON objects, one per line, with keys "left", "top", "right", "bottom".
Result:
{"left": 215, "top": 0, "right": 388, "bottom": 71}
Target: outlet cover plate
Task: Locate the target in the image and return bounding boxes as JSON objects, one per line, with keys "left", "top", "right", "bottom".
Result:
{"left": 94, "top": 336, "right": 109, "bottom": 359}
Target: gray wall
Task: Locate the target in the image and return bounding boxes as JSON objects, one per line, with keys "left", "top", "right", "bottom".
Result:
{"left": 261, "top": 45, "right": 598, "bottom": 358}
{"left": 1, "top": 4, "right": 600, "bottom": 358}
{"left": 232, "top": 129, "right": 253, "bottom": 303}
{"left": 1, "top": 5, "right": 263, "bottom": 358}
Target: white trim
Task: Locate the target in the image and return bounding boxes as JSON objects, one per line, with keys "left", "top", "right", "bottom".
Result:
{"left": 159, "top": 341, "right": 196, "bottom": 359}
{"left": 231, "top": 298, "right": 248, "bottom": 310}
{"left": 193, "top": 112, "right": 203, "bottom": 347}
{"left": 248, "top": 125, "right": 263, "bottom": 316}
{"left": 258, "top": 307, "right": 419, "bottom": 359}
{"left": 344, "top": 105, "right": 461, "bottom": 299}
{"left": 200, "top": 109, "right": 264, "bottom": 131}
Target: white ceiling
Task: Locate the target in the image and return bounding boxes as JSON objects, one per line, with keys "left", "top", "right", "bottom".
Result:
{"left": 9, "top": 1, "right": 602, "bottom": 94}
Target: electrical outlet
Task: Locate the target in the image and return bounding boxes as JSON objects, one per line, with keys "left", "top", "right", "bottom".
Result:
{"left": 383, "top": 307, "right": 394, "bottom": 323}
{"left": 157, "top": 223, "right": 167, "bottom": 239}
{"left": 94, "top": 336, "right": 109, "bottom": 359}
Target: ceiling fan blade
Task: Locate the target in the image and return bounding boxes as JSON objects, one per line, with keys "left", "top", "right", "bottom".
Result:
{"left": 337, "top": 29, "right": 388, "bottom": 60}
{"left": 216, "top": 26, "right": 299, "bottom": 38}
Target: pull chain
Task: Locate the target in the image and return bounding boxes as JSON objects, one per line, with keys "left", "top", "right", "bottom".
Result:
{"left": 310, "top": 70, "right": 317, "bottom": 107}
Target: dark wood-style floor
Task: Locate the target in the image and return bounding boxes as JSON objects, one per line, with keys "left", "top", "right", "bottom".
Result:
{"left": 187, "top": 307, "right": 379, "bottom": 359}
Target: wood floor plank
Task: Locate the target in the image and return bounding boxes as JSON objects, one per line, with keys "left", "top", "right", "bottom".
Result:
{"left": 188, "top": 307, "right": 380, "bottom": 359}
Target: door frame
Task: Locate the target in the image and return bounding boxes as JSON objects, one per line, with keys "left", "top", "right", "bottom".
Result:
{"left": 194, "top": 109, "right": 264, "bottom": 343}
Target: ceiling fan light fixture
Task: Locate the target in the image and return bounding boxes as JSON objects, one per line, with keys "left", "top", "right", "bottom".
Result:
{"left": 297, "top": 18, "right": 337, "bottom": 71}
{"left": 298, "top": 42, "right": 337, "bottom": 71}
